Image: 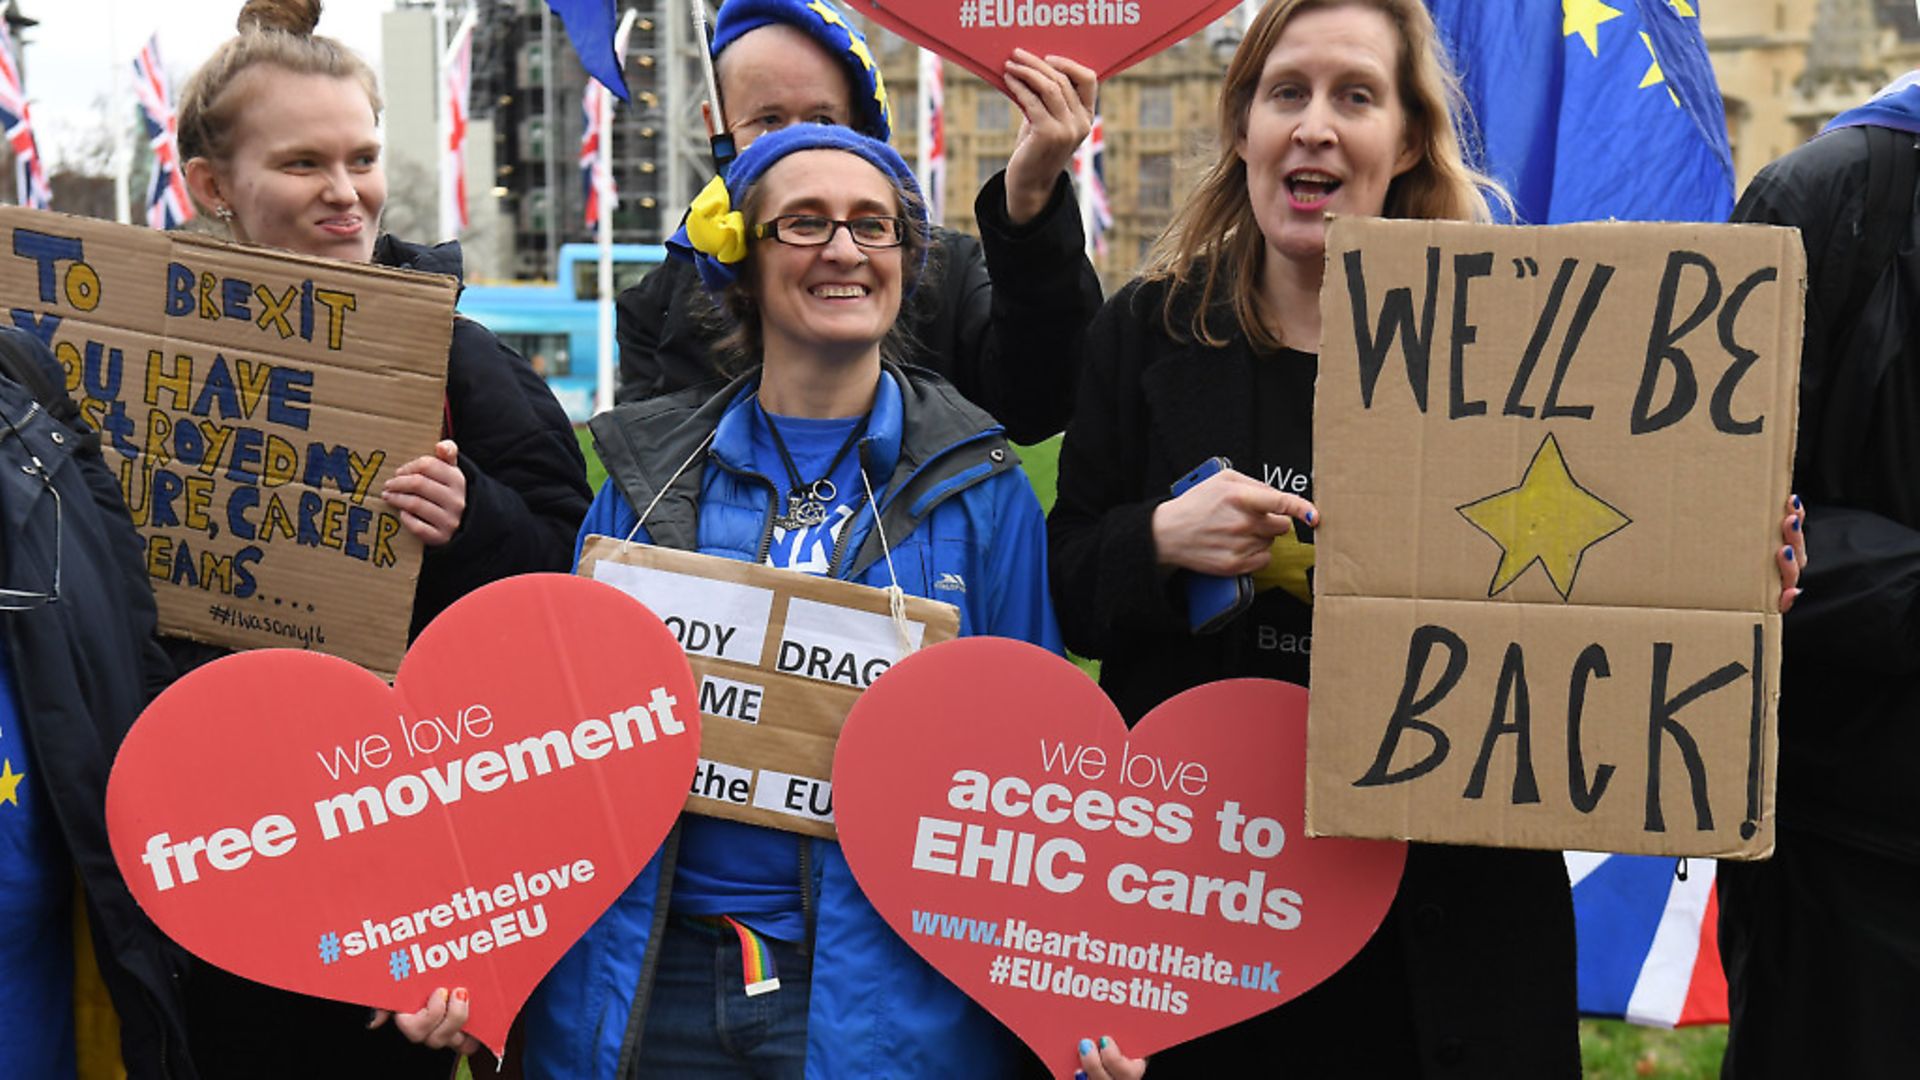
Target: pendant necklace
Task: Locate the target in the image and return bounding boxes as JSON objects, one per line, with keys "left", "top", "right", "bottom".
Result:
{"left": 762, "top": 403, "right": 869, "bottom": 531}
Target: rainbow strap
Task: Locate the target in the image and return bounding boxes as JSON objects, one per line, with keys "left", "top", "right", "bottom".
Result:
{"left": 722, "top": 916, "right": 782, "bottom": 997}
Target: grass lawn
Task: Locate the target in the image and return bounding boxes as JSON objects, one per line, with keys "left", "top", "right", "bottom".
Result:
{"left": 569, "top": 426, "right": 1729, "bottom": 1079}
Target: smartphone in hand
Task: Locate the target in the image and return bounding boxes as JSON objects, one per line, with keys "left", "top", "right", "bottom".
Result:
{"left": 1171, "top": 457, "right": 1255, "bottom": 635}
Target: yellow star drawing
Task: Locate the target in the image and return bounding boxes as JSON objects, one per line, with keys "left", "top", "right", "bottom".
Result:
{"left": 1456, "top": 432, "right": 1630, "bottom": 601}
{"left": 1564, "top": 0, "right": 1623, "bottom": 58}
{"left": 0, "top": 758, "right": 24, "bottom": 807}
{"left": 1638, "top": 31, "right": 1682, "bottom": 107}
{"left": 1252, "top": 527, "right": 1316, "bottom": 606}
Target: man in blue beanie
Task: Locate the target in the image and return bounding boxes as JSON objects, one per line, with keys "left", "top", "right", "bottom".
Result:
{"left": 615, "top": 0, "right": 1101, "bottom": 445}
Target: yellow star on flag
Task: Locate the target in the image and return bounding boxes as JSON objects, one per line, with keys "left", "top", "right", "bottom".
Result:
{"left": 1668, "top": 0, "right": 1697, "bottom": 16}
{"left": 1564, "top": 0, "right": 1623, "bottom": 58}
{"left": 1456, "top": 433, "right": 1629, "bottom": 600}
{"left": 1252, "top": 527, "right": 1316, "bottom": 606}
{"left": 1638, "top": 31, "right": 1681, "bottom": 106}
{"left": 0, "top": 758, "right": 24, "bottom": 807}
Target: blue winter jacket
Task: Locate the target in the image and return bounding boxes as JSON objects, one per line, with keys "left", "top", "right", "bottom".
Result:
{"left": 521, "top": 363, "right": 1061, "bottom": 1078}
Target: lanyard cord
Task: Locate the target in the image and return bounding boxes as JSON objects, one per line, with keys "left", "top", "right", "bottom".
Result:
{"left": 758, "top": 400, "right": 869, "bottom": 508}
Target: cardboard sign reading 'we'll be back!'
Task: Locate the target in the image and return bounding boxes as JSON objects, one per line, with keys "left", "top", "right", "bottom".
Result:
{"left": 1309, "top": 218, "right": 1804, "bottom": 859}
{"left": 578, "top": 536, "right": 959, "bottom": 839}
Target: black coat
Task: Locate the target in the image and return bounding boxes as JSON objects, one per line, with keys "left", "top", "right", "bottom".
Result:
{"left": 1732, "top": 126, "right": 1920, "bottom": 861}
{"left": 372, "top": 236, "right": 592, "bottom": 638}
{"left": 614, "top": 171, "right": 1101, "bottom": 445}
{"left": 0, "top": 329, "right": 195, "bottom": 1079}
{"left": 1047, "top": 278, "right": 1579, "bottom": 1078}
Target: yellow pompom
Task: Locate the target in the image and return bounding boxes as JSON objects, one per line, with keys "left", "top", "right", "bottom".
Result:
{"left": 686, "top": 176, "right": 748, "bottom": 264}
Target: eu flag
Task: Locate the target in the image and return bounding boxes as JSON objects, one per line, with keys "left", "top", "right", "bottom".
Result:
{"left": 548, "top": 0, "right": 631, "bottom": 101}
{"left": 1426, "top": 0, "right": 1734, "bottom": 224}
{"left": 1425, "top": 0, "right": 1739, "bottom": 1029}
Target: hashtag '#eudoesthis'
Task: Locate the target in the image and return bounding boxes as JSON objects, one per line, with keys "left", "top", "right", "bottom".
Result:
{"left": 317, "top": 932, "right": 342, "bottom": 965}
{"left": 989, "top": 954, "right": 1011, "bottom": 984}
{"left": 957, "top": 0, "right": 977, "bottom": 28}
{"left": 388, "top": 948, "right": 412, "bottom": 981}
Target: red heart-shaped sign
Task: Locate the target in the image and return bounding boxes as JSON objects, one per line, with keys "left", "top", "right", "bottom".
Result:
{"left": 106, "top": 574, "right": 699, "bottom": 1055}
{"left": 848, "top": 0, "right": 1243, "bottom": 90}
{"left": 833, "top": 638, "right": 1406, "bottom": 1075}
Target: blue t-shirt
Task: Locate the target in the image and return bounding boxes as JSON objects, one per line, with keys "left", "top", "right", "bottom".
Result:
{"left": 668, "top": 408, "right": 869, "bottom": 941}
{"left": 0, "top": 644, "right": 77, "bottom": 1078}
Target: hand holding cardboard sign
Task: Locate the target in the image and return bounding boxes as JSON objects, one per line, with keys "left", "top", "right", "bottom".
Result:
{"left": 1002, "top": 50, "right": 1096, "bottom": 226}
{"left": 384, "top": 440, "right": 468, "bottom": 547}
{"left": 1151, "top": 467, "right": 1318, "bottom": 577}
{"left": 1778, "top": 494, "right": 1806, "bottom": 613}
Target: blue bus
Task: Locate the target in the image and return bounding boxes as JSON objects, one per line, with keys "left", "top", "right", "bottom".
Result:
{"left": 456, "top": 242, "right": 669, "bottom": 422}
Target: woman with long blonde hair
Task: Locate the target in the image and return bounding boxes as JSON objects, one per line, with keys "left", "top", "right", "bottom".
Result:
{"left": 173, "top": 2, "right": 589, "bottom": 1075}
{"left": 1051, "top": 1, "right": 1804, "bottom": 1075}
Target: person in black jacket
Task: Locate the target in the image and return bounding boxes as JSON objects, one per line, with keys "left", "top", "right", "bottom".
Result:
{"left": 1049, "top": 3, "right": 1802, "bottom": 1077}
{"left": 616, "top": 0, "right": 1102, "bottom": 445}
{"left": 1715, "top": 76, "right": 1920, "bottom": 1079}
{"left": 0, "top": 327, "right": 195, "bottom": 1079}
{"left": 167, "top": 1, "right": 590, "bottom": 1076}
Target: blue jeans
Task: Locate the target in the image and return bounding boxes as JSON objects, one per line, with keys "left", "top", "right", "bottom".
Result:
{"left": 636, "top": 916, "right": 812, "bottom": 1078}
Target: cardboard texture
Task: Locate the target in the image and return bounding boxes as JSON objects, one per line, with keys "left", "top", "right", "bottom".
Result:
{"left": 1309, "top": 218, "right": 1803, "bottom": 859}
{"left": 578, "top": 535, "right": 960, "bottom": 838}
{"left": 105, "top": 574, "right": 701, "bottom": 1055}
{"left": 1, "top": 207, "right": 454, "bottom": 674}
{"left": 833, "top": 639, "right": 1406, "bottom": 1079}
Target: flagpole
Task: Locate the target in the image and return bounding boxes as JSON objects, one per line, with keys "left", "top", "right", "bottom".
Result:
{"left": 1077, "top": 135, "right": 1094, "bottom": 261}
{"left": 595, "top": 7, "right": 639, "bottom": 416}
{"left": 433, "top": 0, "right": 450, "bottom": 239}
{"left": 107, "top": 10, "right": 131, "bottom": 223}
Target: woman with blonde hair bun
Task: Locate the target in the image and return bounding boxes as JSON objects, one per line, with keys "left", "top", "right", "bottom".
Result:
{"left": 172, "top": 1, "right": 589, "bottom": 1075}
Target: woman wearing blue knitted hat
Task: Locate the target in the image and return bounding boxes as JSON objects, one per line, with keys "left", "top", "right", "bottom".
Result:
{"left": 615, "top": 0, "right": 1102, "bottom": 446}
{"left": 399, "top": 126, "right": 1087, "bottom": 1077}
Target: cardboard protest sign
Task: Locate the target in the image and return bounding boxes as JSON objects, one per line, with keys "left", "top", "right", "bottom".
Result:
{"left": 834, "top": 638, "right": 1407, "bottom": 1076}
{"left": 105, "top": 574, "right": 700, "bottom": 1055}
{"left": 1309, "top": 218, "right": 1803, "bottom": 859}
{"left": 845, "top": 0, "right": 1240, "bottom": 92}
{"left": 578, "top": 536, "right": 959, "bottom": 839}
{"left": 0, "top": 207, "right": 453, "bottom": 674}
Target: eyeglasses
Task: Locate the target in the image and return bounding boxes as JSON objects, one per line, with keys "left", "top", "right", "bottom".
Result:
{"left": 0, "top": 410, "right": 62, "bottom": 612}
{"left": 752, "top": 214, "right": 908, "bottom": 249}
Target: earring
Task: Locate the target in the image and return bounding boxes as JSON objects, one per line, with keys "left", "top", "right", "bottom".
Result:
{"left": 214, "top": 205, "right": 234, "bottom": 222}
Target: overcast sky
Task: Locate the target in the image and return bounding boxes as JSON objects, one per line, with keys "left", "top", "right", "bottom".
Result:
{"left": 14, "top": 0, "right": 392, "bottom": 170}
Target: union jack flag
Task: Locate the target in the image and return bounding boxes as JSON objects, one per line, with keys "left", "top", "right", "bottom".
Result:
{"left": 441, "top": 15, "right": 475, "bottom": 235}
{"left": 580, "top": 83, "right": 613, "bottom": 231}
{"left": 916, "top": 48, "right": 944, "bottom": 225}
{"left": 1072, "top": 113, "right": 1111, "bottom": 258}
{"left": 133, "top": 35, "right": 193, "bottom": 230}
{"left": 1567, "top": 852, "right": 1728, "bottom": 1027}
{"left": 0, "top": 22, "right": 51, "bottom": 210}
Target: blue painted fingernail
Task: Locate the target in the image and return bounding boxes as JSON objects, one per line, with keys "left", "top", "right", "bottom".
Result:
{"left": 1078, "top": 1039, "right": 1095, "bottom": 1056}
{"left": 1075, "top": 1073, "right": 1088, "bottom": 1080}
{"left": 1784, "top": 547, "right": 1795, "bottom": 562}
{"left": 1792, "top": 516, "right": 1801, "bottom": 531}
{"left": 1100, "top": 1036, "right": 1111, "bottom": 1049}
{"left": 1304, "top": 509, "right": 1317, "bottom": 525}
{"left": 1792, "top": 495, "right": 1802, "bottom": 510}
